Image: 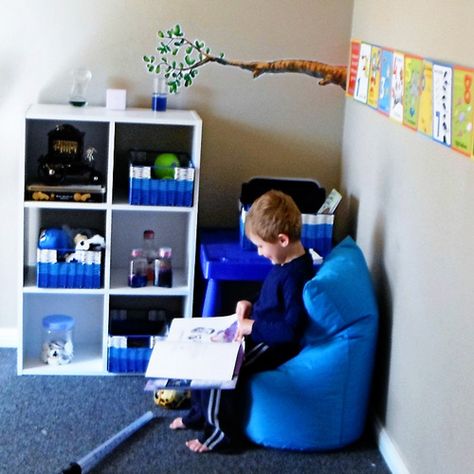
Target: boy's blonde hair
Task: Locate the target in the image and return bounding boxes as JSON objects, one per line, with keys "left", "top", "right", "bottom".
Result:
{"left": 245, "top": 190, "right": 302, "bottom": 243}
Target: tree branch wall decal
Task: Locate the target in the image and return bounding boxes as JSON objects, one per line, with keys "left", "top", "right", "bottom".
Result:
{"left": 144, "top": 25, "right": 347, "bottom": 92}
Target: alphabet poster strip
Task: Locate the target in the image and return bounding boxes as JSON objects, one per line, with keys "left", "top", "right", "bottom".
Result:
{"left": 353, "top": 42, "right": 372, "bottom": 103}
{"left": 403, "top": 55, "right": 423, "bottom": 130}
{"left": 367, "top": 46, "right": 382, "bottom": 108}
{"left": 347, "top": 39, "right": 474, "bottom": 161}
{"left": 378, "top": 49, "right": 393, "bottom": 115}
{"left": 432, "top": 63, "right": 453, "bottom": 146}
{"left": 390, "top": 52, "right": 405, "bottom": 123}
{"left": 346, "top": 40, "right": 361, "bottom": 97}
{"left": 451, "top": 66, "right": 474, "bottom": 156}
{"left": 417, "top": 60, "right": 433, "bottom": 137}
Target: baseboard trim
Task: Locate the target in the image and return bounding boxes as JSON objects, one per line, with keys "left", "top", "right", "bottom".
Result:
{"left": 0, "top": 327, "right": 17, "bottom": 348}
{"left": 374, "top": 416, "right": 410, "bottom": 474}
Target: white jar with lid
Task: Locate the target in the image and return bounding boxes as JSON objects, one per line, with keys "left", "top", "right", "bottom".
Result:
{"left": 41, "top": 314, "right": 75, "bottom": 365}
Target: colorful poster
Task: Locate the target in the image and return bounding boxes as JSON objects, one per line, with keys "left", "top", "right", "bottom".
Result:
{"left": 432, "top": 63, "right": 453, "bottom": 146}
{"left": 403, "top": 55, "right": 423, "bottom": 129}
{"left": 353, "top": 42, "right": 372, "bottom": 103}
{"left": 451, "top": 66, "right": 474, "bottom": 156}
{"left": 378, "top": 49, "right": 393, "bottom": 115}
{"left": 367, "top": 46, "right": 382, "bottom": 108}
{"left": 346, "top": 40, "right": 361, "bottom": 97}
{"left": 390, "top": 52, "right": 404, "bottom": 123}
{"left": 417, "top": 60, "right": 433, "bottom": 136}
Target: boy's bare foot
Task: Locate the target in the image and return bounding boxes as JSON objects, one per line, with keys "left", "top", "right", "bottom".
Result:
{"left": 185, "top": 438, "right": 211, "bottom": 453}
{"left": 169, "top": 417, "right": 187, "bottom": 430}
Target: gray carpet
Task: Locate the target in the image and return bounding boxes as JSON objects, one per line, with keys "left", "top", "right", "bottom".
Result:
{"left": 0, "top": 349, "right": 389, "bottom": 474}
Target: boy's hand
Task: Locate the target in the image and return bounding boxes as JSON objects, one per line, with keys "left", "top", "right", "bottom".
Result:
{"left": 236, "top": 300, "right": 252, "bottom": 320}
{"left": 234, "top": 300, "right": 254, "bottom": 341}
{"left": 235, "top": 318, "right": 254, "bottom": 342}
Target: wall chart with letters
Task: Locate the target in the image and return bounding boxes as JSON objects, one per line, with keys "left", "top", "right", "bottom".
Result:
{"left": 347, "top": 40, "right": 474, "bottom": 160}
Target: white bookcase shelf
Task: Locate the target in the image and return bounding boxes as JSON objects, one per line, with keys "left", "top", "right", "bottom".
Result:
{"left": 18, "top": 104, "right": 202, "bottom": 375}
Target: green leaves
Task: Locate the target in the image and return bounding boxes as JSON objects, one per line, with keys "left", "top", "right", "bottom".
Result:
{"left": 143, "top": 24, "right": 224, "bottom": 94}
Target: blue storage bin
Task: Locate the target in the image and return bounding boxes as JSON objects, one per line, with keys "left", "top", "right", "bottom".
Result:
{"left": 36, "top": 248, "right": 102, "bottom": 289}
{"left": 107, "top": 335, "right": 157, "bottom": 373}
{"left": 128, "top": 151, "right": 195, "bottom": 207}
{"left": 239, "top": 207, "right": 334, "bottom": 258}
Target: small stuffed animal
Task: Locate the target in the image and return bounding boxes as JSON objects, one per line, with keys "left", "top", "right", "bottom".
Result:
{"left": 154, "top": 389, "right": 191, "bottom": 409}
{"left": 66, "top": 233, "right": 105, "bottom": 262}
{"left": 74, "top": 233, "right": 105, "bottom": 251}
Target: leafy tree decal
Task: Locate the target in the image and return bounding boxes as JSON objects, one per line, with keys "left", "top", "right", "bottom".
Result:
{"left": 143, "top": 24, "right": 347, "bottom": 93}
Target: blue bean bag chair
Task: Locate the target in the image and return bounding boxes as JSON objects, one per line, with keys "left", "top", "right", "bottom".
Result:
{"left": 243, "top": 236, "right": 378, "bottom": 451}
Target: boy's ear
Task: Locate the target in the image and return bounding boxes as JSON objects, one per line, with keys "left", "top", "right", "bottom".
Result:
{"left": 277, "top": 233, "right": 290, "bottom": 247}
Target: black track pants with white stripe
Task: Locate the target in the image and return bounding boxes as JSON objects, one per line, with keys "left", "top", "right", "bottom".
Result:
{"left": 183, "top": 341, "right": 299, "bottom": 451}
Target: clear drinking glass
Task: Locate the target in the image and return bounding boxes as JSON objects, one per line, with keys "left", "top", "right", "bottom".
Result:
{"left": 69, "top": 68, "right": 92, "bottom": 107}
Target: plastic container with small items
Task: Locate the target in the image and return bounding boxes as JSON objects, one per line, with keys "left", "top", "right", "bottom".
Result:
{"left": 41, "top": 314, "right": 75, "bottom": 365}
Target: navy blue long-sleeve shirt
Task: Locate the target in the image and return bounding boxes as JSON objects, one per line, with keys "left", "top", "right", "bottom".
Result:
{"left": 250, "top": 250, "right": 314, "bottom": 349}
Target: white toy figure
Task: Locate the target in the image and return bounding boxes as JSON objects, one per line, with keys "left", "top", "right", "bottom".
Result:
{"left": 66, "top": 233, "right": 105, "bottom": 263}
{"left": 74, "top": 233, "right": 105, "bottom": 251}
{"left": 41, "top": 339, "right": 74, "bottom": 365}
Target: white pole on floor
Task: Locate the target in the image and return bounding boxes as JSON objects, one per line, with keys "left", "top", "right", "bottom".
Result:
{"left": 61, "top": 411, "right": 156, "bottom": 473}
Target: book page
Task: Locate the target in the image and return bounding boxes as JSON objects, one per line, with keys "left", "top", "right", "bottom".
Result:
{"left": 145, "top": 314, "right": 241, "bottom": 382}
{"left": 167, "top": 314, "right": 238, "bottom": 342}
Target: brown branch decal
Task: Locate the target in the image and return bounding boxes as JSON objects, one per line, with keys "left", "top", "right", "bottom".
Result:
{"left": 144, "top": 25, "right": 347, "bottom": 92}
{"left": 213, "top": 57, "right": 347, "bottom": 89}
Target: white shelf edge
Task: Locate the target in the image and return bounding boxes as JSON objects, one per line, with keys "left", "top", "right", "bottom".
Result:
{"left": 24, "top": 201, "right": 107, "bottom": 211}
{"left": 108, "top": 287, "right": 190, "bottom": 296}
{"left": 111, "top": 203, "right": 195, "bottom": 212}
{"left": 109, "top": 267, "right": 190, "bottom": 296}
{"left": 23, "top": 286, "right": 105, "bottom": 295}
{"left": 21, "top": 352, "right": 104, "bottom": 376}
{"left": 26, "top": 104, "right": 202, "bottom": 126}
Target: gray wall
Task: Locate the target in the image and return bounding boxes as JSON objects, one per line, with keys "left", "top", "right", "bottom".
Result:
{"left": 0, "top": 1, "right": 351, "bottom": 333}
{"left": 343, "top": 1, "right": 474, "bottom": 472}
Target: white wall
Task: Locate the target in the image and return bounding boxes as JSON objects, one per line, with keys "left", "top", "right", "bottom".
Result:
{"left": 0, "top": 1, "right": 351, "bottom": 332}
{"left": 342, "top": 1, "right": 474, "bottom": 472}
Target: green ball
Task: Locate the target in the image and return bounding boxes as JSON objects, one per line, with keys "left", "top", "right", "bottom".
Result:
{"left": 154, "top": 153, "right": 180, "bottom": 179}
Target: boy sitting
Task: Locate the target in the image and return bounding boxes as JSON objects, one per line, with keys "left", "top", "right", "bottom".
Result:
{"left": 171, "top": 190, "right": 315, "bottom": 452}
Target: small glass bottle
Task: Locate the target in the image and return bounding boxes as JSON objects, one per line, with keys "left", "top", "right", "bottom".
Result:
{"left": 128, "top": 248, "right": 148, "bottom": 288}
{"left": 154, "top": 247, "right": 173, "bottom": 288}
{"left": 142, "top": 230, "right": 158, "bottom": 282}
{"left": 41, "top": 314, "right": 74, "bottom": 365}
{"left": 69, "top": 68, "right": 92, "bottom": 107}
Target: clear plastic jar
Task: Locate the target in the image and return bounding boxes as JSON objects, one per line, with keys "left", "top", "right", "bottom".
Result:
{"left": 128, "top": 248, "right": 148, "bottom": 288}
{"left": 41, "top": 314, "right": 74, "bottom": 365}
{"left": 154, "top": 247, "right": 173, "bottom": 287}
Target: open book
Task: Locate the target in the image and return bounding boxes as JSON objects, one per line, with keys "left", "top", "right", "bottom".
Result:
{"left": 145, "top": 314, "right": 243, "bottom": 390}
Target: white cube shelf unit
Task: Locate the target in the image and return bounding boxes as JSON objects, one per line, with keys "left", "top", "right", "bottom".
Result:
{"left": 18, "top": 104, "right": 202, "bottom": 375}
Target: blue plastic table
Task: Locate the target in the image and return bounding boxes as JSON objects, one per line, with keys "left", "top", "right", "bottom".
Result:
{"left": 199, "top": 229, "right": 322, "bottom": 317}
{"left": 200, "top": 229, "right": 272, "bottom": 316}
